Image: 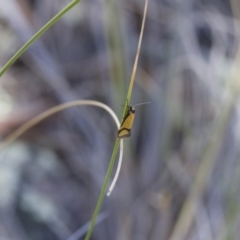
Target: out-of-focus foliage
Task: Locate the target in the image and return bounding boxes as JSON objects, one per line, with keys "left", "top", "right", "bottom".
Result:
{"left": 0, "top": 0, "right": 240, "bottom": 240}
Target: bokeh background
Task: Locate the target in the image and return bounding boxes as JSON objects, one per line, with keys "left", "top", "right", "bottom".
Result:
{"left": 1, "top": 0, "right": 240, "bottom": 239}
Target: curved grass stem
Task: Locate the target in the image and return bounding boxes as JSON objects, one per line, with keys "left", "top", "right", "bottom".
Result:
{"left": 0, "top": 100, "right": 123, "bottom": 198}
{"left": 0, "top": 100, "right": 118, "bottom": 152}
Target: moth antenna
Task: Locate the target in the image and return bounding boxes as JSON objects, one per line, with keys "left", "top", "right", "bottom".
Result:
{"left": 132, "top": 102, "right": 151, "bottom": 108}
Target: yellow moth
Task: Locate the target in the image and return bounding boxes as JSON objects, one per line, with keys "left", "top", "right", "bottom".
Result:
{"left": 117, "top": 102, "right": 150, "bottom": 138}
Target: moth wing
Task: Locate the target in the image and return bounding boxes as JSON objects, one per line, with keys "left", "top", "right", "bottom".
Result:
{"left": 117, "top": 107, "right": 135, "bottom": 139}
{"left": 120, "top": 112, "right": 135, "bottom": 129}
{"left": 118, "top": 128, "right": 131, "bottom": 138}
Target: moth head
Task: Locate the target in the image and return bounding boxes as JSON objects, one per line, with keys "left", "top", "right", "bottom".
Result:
{"left": 129, "top": 106, "right": 136, "bottom": 113}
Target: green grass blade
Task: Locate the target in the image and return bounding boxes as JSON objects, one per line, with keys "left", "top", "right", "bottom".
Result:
{"left": 0, "top": 0, "right": 81, "bottom": 77}
{"left": 84, "top": 139, "right": 120, "bottom": 240}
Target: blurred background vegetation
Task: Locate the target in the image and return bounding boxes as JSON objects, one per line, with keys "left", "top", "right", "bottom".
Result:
{"left": 1, "top": 0, "right": 240, "bottom": 239}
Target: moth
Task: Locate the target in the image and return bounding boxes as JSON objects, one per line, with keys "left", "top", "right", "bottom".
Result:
{"left": 117, "top": 102, "right": 150, "bottom": 138}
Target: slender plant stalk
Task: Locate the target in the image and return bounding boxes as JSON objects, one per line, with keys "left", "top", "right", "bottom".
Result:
{"left": 126, "top": 0, "right": 148, "bottom": 103}
{"left": 84, "top": 1, "right": 149, "bottom": 239}
{"left": 0, "top": 0, "right": 81, "bottom": 77}
{"left": 84, "top": 139, "right": 120, "bottom": 240}
{"left": 123, "top": 0, "right": 149, "bottom": 116}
